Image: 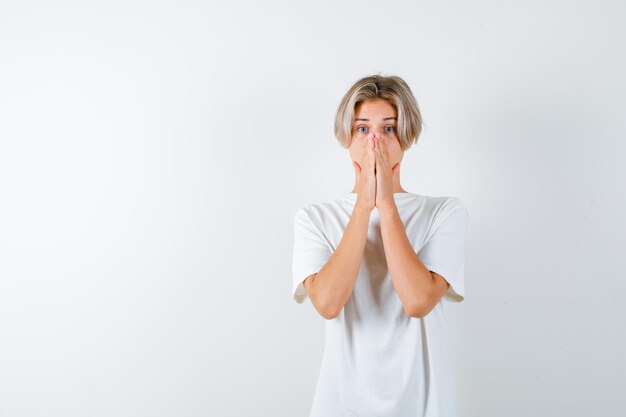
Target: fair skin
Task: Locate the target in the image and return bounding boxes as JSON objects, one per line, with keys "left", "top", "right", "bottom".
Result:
{"left": 304, "top": 98, "right": 450, "bottom": 319}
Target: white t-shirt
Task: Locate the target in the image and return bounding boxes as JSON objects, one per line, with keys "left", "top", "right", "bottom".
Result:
{"left": 291, "top": 191, "right": 469, "bottom": 417}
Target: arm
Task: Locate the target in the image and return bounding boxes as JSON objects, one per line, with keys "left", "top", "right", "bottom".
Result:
{"left": 378, "top": 204, "right": 450, "bottom": 318}
{"left": 304, "top": 206, "right": 372, "bottom": 320}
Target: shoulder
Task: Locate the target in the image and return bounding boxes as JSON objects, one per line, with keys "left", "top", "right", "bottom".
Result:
{"left": 293, "top": 196, "right": 347, "bottom": 223}
{"left": 419, "top": 194, "right": 469, "bottom": 223}
{"left": 441, "top": 196, "right": 469, "bottom": 216}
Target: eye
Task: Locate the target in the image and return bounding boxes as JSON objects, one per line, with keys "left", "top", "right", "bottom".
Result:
{"left": 356, "top": 126, "right": 368, "bottom": 133}
{"left": 384, "top": 125, "right": 396, "bottom": 133}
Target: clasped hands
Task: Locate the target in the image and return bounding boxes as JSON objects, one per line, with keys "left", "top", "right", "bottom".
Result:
{"left": 352, "top": 133, "right": 401, "bottom": 212}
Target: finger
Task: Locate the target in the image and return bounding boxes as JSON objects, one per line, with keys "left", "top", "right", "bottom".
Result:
{"left": 379, "top": 136, "right": 389, "bottom": 160}
{"left": 368, "top": 139, "right": 375, "bottom": 171}
{"left": 374, "top": 139, "right": 388, "bottom": 169}
{"left": 371, "top": 143, "right": 377, "bottom": 176}
{"left": 374, "top": 141, "right": 382, "bottom": 172}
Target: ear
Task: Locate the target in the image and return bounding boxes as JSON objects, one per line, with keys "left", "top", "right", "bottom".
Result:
{"left": 352, "top": 160, "right": 361, "bottom": 174}
{"left": 392, "top": 162, "right": 401, "bottom": 175}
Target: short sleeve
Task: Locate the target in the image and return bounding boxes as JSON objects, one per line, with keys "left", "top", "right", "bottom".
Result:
{"left": 418, "top": 199, "right": 469, "bottom": 303}
{"left": 291, "top": 208, "right": 333, "bottom": 304}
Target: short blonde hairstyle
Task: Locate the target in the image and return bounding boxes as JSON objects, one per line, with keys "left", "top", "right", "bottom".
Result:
{"left": 334, "top": 74, "right": 423, "bottom": 151}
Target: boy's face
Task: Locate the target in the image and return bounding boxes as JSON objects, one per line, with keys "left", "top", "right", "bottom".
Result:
{"left": 349, "top": 98, "right": 404, "bottom": 170}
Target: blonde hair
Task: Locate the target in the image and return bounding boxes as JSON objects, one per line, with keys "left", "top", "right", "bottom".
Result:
{"left": 334, "top": 74, "right": 423, "bottom": 151}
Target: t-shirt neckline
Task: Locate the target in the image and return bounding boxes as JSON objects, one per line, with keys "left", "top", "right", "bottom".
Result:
{"left": 342, "top": 191, "right": 418, "bottom": 205}
{"left": 344, "top": 191, "right": 415, "bottom": 197}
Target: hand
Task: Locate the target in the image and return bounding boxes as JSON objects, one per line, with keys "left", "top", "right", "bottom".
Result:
{"left": 373, "top": 135, "right": 401, "bottom": 210}
{"left": 352, "top": 137, "right": 376, "bottom": 211}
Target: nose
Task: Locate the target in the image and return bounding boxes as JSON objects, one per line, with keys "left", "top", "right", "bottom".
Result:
{"left": 368, "top": 127, "right": 386, "bottom": 140}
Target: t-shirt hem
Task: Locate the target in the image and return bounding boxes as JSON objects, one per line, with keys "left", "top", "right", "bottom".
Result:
{"left": 423, "top": 263, "right": 465, "bottom": 303}
{"left": 293, "top": 268, "right": 322, "bottom": 304}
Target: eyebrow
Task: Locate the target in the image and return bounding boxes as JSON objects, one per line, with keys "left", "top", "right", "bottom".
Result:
{"left": 354, "top": 117, "right": 397, "bottom": 122}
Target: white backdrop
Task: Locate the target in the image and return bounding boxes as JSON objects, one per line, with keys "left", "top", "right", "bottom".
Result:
{"left": 1, "top": 1, "right": 625, "bottom": 416}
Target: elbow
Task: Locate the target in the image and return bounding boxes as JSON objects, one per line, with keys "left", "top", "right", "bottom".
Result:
{"left": 319, "top": 300, "right": 341, "bottom": 320}
{"left": 310, "top": 292, "right": 340, "bottom": 320}
{"left": 306, "top": 276, "right": 341, "bottom": 320}
{"left": 404, "top": 301, "right": 433, "bottom": 319}
{"left": 404, "top": 283, "right": 442, "bottom": 318}
{"left": 322, "top": 310, "right": 339, "bottom": 320}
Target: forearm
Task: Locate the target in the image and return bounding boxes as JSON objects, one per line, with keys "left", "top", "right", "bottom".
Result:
{"left": 311, "top": 206, "right": 372, "bottom": 317}
{"left": 378, "top": 204, "right": 434, "bottom": 315}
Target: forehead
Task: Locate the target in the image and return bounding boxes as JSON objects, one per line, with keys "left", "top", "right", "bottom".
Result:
{"left": 354, "top": 99, "right": 397, "bottom": 119}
